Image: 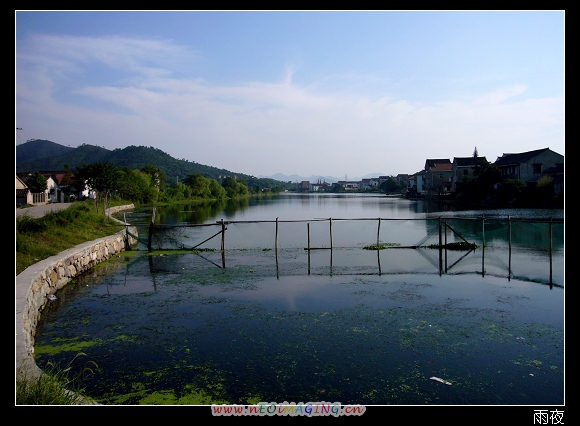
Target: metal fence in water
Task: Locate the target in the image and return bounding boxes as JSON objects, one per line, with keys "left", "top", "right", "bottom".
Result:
{"left": 133, "top": 212, "right": 563, "bottom": 286}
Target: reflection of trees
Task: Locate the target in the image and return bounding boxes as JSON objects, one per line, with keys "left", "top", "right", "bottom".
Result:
{"left": 223, "top": 198, "right": 249, "bottom": 217}
{"left": 155, "top": 200, "right": 228, "bottom": 224}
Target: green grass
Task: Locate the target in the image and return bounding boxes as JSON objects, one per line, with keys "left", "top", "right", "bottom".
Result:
{"left": 16, "top": 200, "right": 127, "bottom": 275}
{"left": 16, "top": 353, "right": 98, "bottom": 405}
{"left": 16, "top": 200, "right": 131, "bottom": 404}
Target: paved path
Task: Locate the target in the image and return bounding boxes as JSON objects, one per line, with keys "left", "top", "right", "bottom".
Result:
{"left": 16, "top": 203, "right": 73, "bottom": 218}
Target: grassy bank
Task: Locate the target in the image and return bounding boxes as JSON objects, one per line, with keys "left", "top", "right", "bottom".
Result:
{"left": 16, "top": 200, "right": 133, "bottom": 405}
{"left": 16, "top": 200, "right": 128, "bottom": 275}
{"left": 16, "top": 354, "right": 98, "bottom": 405}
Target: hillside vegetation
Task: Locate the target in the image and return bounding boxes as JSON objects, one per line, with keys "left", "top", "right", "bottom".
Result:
{"left": 16, "top": 139, "right": 287, "bottom": 191}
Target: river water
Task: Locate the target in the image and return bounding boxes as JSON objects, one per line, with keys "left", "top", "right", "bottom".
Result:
{"left": 33, "top": 194, "right": 564, "bottom": 406}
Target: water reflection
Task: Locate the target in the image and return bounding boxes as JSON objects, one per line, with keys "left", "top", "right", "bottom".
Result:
{"left": 120, "top": 196, "right": 563, "bottom": 285}
{"left": 47, "top": 195, "right": 562, "bottom": 405}
{"left": 34, "top": 245, "right": 564, "bottom": 405}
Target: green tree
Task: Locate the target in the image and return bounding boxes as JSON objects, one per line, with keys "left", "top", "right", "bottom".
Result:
{"left": 140, "top": 165, "right": 166, "bottom": 191}
{"left": 25, "top": 171, "right": 48, "bottom": 194}
{"left": 454, "top": 159, "right": 502, "bottom": 206}
{"left": 116, "top": 168, "right": 159, "bottom": 204}
{"left": 74, "top": 162, "right": 120, "bottom": 214}
{"left": 164, "top": 182, "right": 192, "bottom": 200}
{"left": 497, "top": 179, "right": 526, "bottom": 206}
{"left": 221, "top": 177, "right": 249, "bottom": 198}
{"left": 379, "top": 176, "right": 401, "bottom": 193}
{"left": 331, "top": 183, "right": 343, "bottom": 192}
{"left": 208, "top": 179, "right": 227, "bottom": 199}
{"left": 184, "top": 173, "right": 211, "bottom": 198}
{"left": 60, "top": 164, "right": 74, "bottom": 185}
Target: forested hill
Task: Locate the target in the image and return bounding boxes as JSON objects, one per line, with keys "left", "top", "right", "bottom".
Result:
{"left": 16, "top": 139, "right": 287, "bottom": 189}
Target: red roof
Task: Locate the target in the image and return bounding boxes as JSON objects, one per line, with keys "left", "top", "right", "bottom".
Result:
{"left": 429, "top": 163, "right": 452, "bottom": 171}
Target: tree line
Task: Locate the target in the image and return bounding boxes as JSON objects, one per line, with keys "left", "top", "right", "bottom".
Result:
{"left": 25, "top": 162, "right": 284, "bottom": 214}
{"left": 24, "top": 157, "right": 562, "bottom": 214}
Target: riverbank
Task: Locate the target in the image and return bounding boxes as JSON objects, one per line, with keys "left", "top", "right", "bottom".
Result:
{"left": 15, "top": 204, "right": 137, "bottom": 403}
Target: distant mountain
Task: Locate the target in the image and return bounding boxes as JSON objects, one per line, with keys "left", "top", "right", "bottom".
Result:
{"left": 15, "top": 139, "right": 75, "bottom": 164}
{"left": 259, "top": 172, "right": 390, "bottom": 183}
{"left": 261, "top": 173, "right": 341, "bottom": 184}
{"left": 16, "top": 139, "right": 289, "bottom": 190}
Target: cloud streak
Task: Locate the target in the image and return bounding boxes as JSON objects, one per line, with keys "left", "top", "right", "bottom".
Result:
{"left": 16, "top": 32, "right": 564, "bottom": 178}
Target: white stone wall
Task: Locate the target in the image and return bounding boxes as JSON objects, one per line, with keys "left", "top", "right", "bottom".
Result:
{"left": 16, "top": 205, "right": 138, "bottom": 389}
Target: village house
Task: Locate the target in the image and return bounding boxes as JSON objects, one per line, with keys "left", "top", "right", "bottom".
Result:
{"left": 16, "top": 172, "right": 63, "bottom": 206}
{"left": 337, "top": 180, "right": 361, "bottom": 191}
{"left": 407, "top": 171, "right": 426, "bottom": 198}
{"left": 423, "top": 159, "right": 453, "bottom": 198}
{"left": 16, "top": 175, "right": 33, "bottom": 206}
{"left": 451, "top": 156, "right": 488, "bottom": 192}
{"left": 492, "top": 148, "right": 564, "bottom": 196}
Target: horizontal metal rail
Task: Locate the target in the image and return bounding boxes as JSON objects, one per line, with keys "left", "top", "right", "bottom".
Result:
{"left": 145, "top": 216, "right": 563, "bottom": 227}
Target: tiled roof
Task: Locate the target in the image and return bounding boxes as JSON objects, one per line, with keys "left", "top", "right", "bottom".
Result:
{"left": 429, "top": 163, "right": 452, "bottom": 171}
{"left": 453, "top": 157, "right": 487, "bottom": 167}
{"left": 493, "top": 148, "right": 551, "bottom": 166}
{"left": 425, "top": 159, "right": 451, "bottom": 169}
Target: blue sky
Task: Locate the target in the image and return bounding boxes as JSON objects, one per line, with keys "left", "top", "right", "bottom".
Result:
{"left": 15, "top": 11, "right": 564, "bottom": 179}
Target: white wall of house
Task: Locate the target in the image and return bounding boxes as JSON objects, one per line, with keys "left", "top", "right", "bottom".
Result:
{"left": 518, "top": 151, "right": 564, "bottom": 183}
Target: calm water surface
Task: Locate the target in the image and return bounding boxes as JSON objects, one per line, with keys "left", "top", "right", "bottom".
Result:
{"left": 34, "top": 194, "right": 564, "bottom": 405}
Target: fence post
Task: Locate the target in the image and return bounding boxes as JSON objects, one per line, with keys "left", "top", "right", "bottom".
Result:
{"left": 508, "top": 215, "right": 512, "bottom": 281}
{"left": 148, "top": 208, "right": 155, "bottom": 252}
{"left": 549, "top": 218, "right": 553, "bottom": 286}
{"left": 329, "top": 218, "right": 333, "bottom": 250}
{"left": 438, "top": 217, "right": 442, "bottom": 275}
{"left": 221, "top": 219, "right": 226, "bottom": 268}
{"left": 481, "top": 215, "right": 485, "bottom": 277}
{"left": 221, "top": 219, "right": 225, "bottom": 251}
{"left": 482, "top": 215, "right": 485, "bottom": 248}
{"left": 444, "top": 221, "right": 448, "bottom": 273}
{"left": 275, "top": 217, "right": 279, "bottom": 251}
{"left": 307, "top": 223, "right": 311, "bottom": 275}
{"left": 275, "top": 217, "right": 279, "bottom": 274}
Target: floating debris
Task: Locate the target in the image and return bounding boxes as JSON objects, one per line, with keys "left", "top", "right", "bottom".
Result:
{"left": 430, "top": 376, "right": 452, "bottom": 385}
{"left": 47, "top": 294, "right": 57, "bottom": 301}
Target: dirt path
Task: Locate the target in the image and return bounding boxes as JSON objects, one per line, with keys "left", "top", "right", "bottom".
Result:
{"left": 16, "top": 203, "right": 73, "bottom": 218}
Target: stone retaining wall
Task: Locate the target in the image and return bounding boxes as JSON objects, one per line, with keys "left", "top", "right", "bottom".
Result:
{"left": 16, "top": 204, "right": 139, "bottom": 385}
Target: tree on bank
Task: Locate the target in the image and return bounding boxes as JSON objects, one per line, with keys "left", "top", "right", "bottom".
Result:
{"left": 379, "top": 176, "right": 401, "bottom": 194}
{"left": 74, "top": 162, "right": 119, "bottom": 214}
{"left": 453, "top": 159, "right": 501, "bottom": 206}
{"left": 221, "top": 176, "right": 249, "bottom": 198}
{"left": 25, "top": 171, "right": 48, "bottom": 194}
{"left": 116, "top": 168, "right": 159, "bottom": 205}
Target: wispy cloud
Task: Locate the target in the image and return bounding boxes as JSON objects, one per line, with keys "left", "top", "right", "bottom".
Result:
{"left": 16, "top": 32, "right": 564, "bottom": 177}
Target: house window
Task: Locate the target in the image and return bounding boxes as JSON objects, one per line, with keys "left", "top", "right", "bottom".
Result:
{"left": 533, "top": 164, "right": 542, "bottom": 174}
